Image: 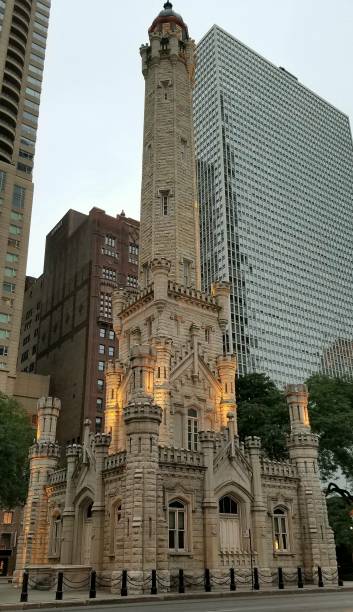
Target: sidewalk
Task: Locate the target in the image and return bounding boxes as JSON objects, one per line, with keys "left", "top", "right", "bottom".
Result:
{"left": 1, "top": 580, "right": 353, "bottom": 611}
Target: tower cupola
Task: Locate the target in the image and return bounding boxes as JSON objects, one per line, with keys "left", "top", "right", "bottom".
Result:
{"left": 149, "top": 2, "right": 189, "bottom": 39}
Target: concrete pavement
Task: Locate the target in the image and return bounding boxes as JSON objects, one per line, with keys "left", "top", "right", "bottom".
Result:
{"left": 1, "top": 590, "right": 353, "bottom": 612}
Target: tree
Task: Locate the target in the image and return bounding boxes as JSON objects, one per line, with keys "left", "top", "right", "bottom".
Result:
{"left": 237, "top": 373, "right": 289, "bottom": 460}
{"left": 0, "top": 393, "right": 34, "bottom": 508}
{"left": 307, "top": 374, "right": 353, "bottom": 482}
{"left": 236, "top": 372, "right": 353, "bottom": 484}
{"left": 327, "top": 495, "right": 353, "bottom": 549}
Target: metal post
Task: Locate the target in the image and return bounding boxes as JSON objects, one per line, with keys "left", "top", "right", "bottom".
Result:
{"left": 121, "top": 569, "right": 128, "bottom": 597}
{"left": 338, "top": 565, "right": 344, "bottom": 587}
{"left": 20, "top": 571, "right": 29, "bottom": 603}
{"left": 253, "top": 567, "right": 260, "bottom": 591}
{"left": 178, "top": 569, "right": 184, "bottom": 593}
{"left": 151, "top": 569, "right": 157, "bottom": 595}
{"left": 55, "top": 571, "right": 64, "bottom": 601}
{"left": 89, "top": 570, "right": 96, "bottom": 599}
{"left": 318, "top": 566, "right": 324, "bottom": 588}
{"left": 230, "top": 567, "right": 236, "bottom": 591}
{"left": 297, "top": 567, "right": 304, "bottom": 588}
{"left": 278, "top": 567, "right": 284, "bottom": 590}
{"left": 204, "top": 568, "right": 211, "bottom": 592}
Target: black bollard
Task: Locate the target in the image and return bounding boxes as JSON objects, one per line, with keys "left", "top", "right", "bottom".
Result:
{"left": 151, "top": 569, "right": 157, "bottom": 595}
{"left": 278, "top": 567, "right": 284, "bottom": 590}
{"left": 338, "top": 565, "right": 344, "bottom": 587}
{"left": 253, "top": 567, "right": 260, "bottom": 591}
{"left": 89, "top": 570, "right": 96, "bottom": 599}
{"left": 121, "top": 570, "right": 128, "bottom": 597}
{"left": 20, "top": 571, "right": 29, "bottom": 603}
{"left": 297, "top": 567, "right": 304, "bottom": 589}
{"left": 178, "top": 569, "right": 185, "bottom": 594}
{"left": 55, "top": 571, "right": 64, "bottom": 601}
{"left": 230, "top": 567, "right": 236, "bottom": 591}
{"left": 318, "top": 566, "right": 324, "bottom": 588}
{"left": 204, "top": 568, "right": 211, "bottom": 592}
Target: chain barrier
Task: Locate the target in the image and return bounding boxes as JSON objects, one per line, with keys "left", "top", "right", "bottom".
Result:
{"left": 18, "top": 564, "right": 343, "bottom": 602}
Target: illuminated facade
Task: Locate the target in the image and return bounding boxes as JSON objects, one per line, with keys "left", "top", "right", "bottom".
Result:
{"left": 194, "top": 26, "right": 353, "bottom": 386}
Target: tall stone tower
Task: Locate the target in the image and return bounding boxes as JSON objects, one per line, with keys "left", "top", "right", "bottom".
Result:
{"left": 139, "top": 1, "right": 201, "bottom": 289}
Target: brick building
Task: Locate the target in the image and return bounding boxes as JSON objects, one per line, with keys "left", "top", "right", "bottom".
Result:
{"left": 18, "top": 207, "right": 139, "bottom": 444}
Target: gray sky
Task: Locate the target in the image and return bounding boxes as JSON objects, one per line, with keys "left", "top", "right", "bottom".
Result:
{"left": 28, "top": 0, "right": 353, "bottom": 276}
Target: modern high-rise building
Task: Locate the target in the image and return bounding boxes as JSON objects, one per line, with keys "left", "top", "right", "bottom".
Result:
{"left": 18, "top": 207, "right": 139, "bottom": 444}
{"left": 0, "top": 0, "right": 51, "bottom": 394}
{"left": 194, "top": 25, "right": 353, "bottom": 386}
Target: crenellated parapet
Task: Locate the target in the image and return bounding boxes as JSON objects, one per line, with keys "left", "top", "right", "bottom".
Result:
{"left": 66, "top": 443, "right": 82, "bottom": 459}
{"left": 288, "top": 431, "right": 319, "bottom": 450}
{"left": 29, "top": 441, "right": 60, "bottom": 459}
{"left": 245, "top": 436, "right": 261, "bottom": 452}
{"left": 124, "top": 398, "right": 162, "bottom": 427}
{"left": 94, "top": 432, "right": 112, "bottom": 449}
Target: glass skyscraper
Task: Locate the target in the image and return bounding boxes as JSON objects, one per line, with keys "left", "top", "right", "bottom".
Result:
{"left": 194, "top": 25, "right": 353, "bottom": 386}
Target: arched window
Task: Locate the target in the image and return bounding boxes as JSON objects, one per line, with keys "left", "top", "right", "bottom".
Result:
{"left": 273, "top": 508, "right": 289, "bottom": 551}
{"left": 168, "top": 500, "right": 186, "bottom": 551}
{"left": 187, "top": 408, "right": 198, "bottom": 451}
{"left": 86, "top": 503, "right": 93, "bottom": 519}
{"left": 219, "top": 495, "right": 240, "bottom": 552}
{"left": 219, "top": 495, "right": 238, "bottom": 515}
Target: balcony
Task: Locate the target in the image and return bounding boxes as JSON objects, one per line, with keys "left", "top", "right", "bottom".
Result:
{"left": 9, "top": 31, "right": 27, "bottom": 54}
{"left": 0, "top": 121, "right": 15, "bottom": 141}
{"left": 0, "top": 107, "right": 17, "bottom": 130}
{"left": 7, "top": 46, "right": 25, "bottom": 67}
{"left": 2, "top": 82, "right": 20, "bottom": 105}
{"left": 12, "top": 15, "right": 29, "bottom": 38}
{"left": 16, "top": 0, "right": 32, "bottom": 11}
{"left": 11, "top": 23, "right": 27, "bottom": 45}
{"left": 0, "top": 94, "right": 19, "bottom": 116}
{"left": 4, "top": 68, "right": 22, "bottom": 90}
{"left": 13, "top": 9, "right": 30, "bottom": 29}
{"left": 6, "top": 56, "right": 24, "bottom": 77}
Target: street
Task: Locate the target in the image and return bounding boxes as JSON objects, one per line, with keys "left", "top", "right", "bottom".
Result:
{"left": 26, "top": 591, "right": 353, "bottom": 612}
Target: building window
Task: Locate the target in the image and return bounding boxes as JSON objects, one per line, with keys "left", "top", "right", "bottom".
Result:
{"left": 273, "top": 508, "right": 289, "bottom": 552}
{"left": 128, "top": 243, "right": 139, "bottom": 264}
{"left": 105, "top": 235, "right": 115, "bottom": 248}
{"left": 0, "top": 346, "right": 8, "bottom": 356}
{"left": 97, "top": 379, "right": 104, "bottom": 392}
{"left": 99, "top": 328, "right": 106, "bottom": 338}
{"left": 168, "top": 500, "right": 186, "bottom": 551}
{"left": 109, "top": 330, "right": 115, "bottom": 340}
{"left": 96, "top": 398, "right": 103, "bottom": 412}
{"left": 102, "top": 267, "right": 116, "bottom": 282}
{"left": 161, "top": 192, "right": 169, "bottom": 216}
{"left": 108, "top": 346, "right": 114, "bottom": 358}
{"left": 9, "top": 225, "right": 21, "bottom": 236}
{"left": 12, "top": 185, "right": 26, "bottom": 209}
{"left": 95, "top": 417, "right": 103, "bottom": 433}
{"left": 3, "top": 512, "right": 13, "bottom": 525}
{"left": 50, "top": 514, "right": 61, "bottom": 558}
{"left": 3, "top": 283, "right": 15, "bottom": 293}
{"left": 0, "top": 313, "right": 11, "bottom": 324}
{"left": 98, "top": 361, "right": 105, "bottom": 372}
{"left": 100, "top": 292, "right": 112, "bottom": 319}
{"left": 219, "top": 495, "right": 240, "bottom": 552}
{"left": 187, "top": 408, "right": 198, "bottom": 451}
{"left": 205, "top": 327, "right": 211, "bottom": 343}
{"left": 4, "top": 267, "right": 16, "bottom": 278}
{"left": 0, "top": 329, "right": 9, "bottom": 339}
{"left": 127, "top": 275, "right": 138, "bottom": 288}
{"left": 99, "top": 344, "right": 105, "bottom": 354}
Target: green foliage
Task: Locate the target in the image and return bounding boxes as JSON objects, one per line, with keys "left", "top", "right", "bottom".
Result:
{"left": 237, "top": 372, "right": 353, "bottom": 484}
{"left": 307, "top": 374, "right": 353, "bottom": 482}
{"left": 237, "top": 373, "right": 289, "bottom": 460}
{"left": 0, "top": 393, "right": 34, "bottom": 508}
{"left": 327, "top": 495, "right": 353, "bottom": 550}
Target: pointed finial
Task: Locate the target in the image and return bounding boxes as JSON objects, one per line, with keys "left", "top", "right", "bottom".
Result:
{"left": 164, "top": 1, "right": 173, "bottom": 9}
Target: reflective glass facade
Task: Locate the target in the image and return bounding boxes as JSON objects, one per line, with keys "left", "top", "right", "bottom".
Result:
{"left": 194, "top": 26, "right": 353, "bottom": 386}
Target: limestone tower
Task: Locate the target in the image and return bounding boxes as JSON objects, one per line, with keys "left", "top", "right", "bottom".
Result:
{"left": 139, "top": 1, "right": 201, "bottom": 289}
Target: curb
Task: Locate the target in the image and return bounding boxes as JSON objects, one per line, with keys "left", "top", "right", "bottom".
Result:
{"left": 0, "top": 586, "right": 352, "bottom": 611}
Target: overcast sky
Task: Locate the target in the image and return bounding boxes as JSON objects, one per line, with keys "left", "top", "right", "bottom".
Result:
{"left": 27, "top": 0, "right": 353, "bottom": 277}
